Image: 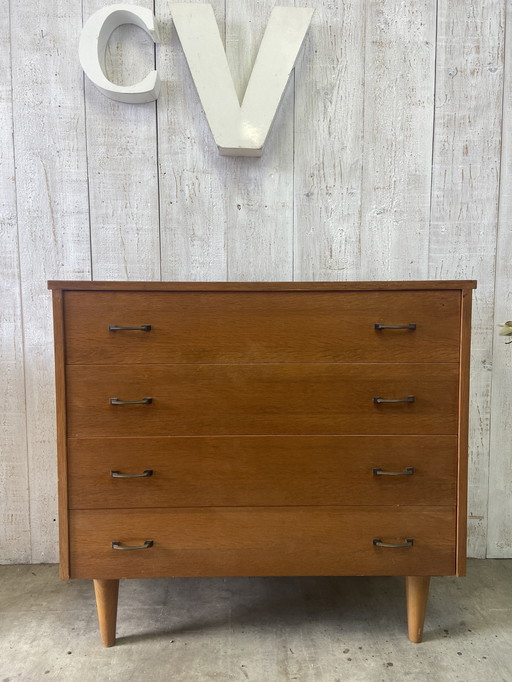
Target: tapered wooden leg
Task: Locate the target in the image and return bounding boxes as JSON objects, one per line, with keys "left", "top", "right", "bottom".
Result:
{"left": 93, "top": 579, "right": 119, "bottom": 647}
{"left": 405, "top": 576, "right": 430, "bottom": 643}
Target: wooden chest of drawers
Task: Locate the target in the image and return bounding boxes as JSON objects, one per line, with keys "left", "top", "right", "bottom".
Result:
{"left": 49, "top": 280, "right": 475, "bottom": 646}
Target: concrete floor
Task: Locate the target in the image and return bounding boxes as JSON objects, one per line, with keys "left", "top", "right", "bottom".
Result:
{"left": 0, "top": 560, "right": 511, "bottom": 682}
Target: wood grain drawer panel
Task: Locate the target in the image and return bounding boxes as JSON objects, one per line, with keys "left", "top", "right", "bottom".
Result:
{"left": 69, "top": 507, "right": 456, "bottom": 579}
{"left": 66, "top": 363, "right": 459, "bottom": 437}
{"left": 63, "top": 291, "right": 461, "bottom": 364}
{"left": 68, "top": 435, "right": 457, "bottom": 509}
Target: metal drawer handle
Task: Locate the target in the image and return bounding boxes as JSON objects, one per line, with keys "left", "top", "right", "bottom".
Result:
{"left": 374, "top": 323, "right": 416, "bottom": 330}
{"left": 373, "top": 467, "right": 414, "bottom": 476}
{"left": 373, "top": 395, "right": 415, "bottom": 404}
{"left": 110, "top": 397, "right": 153, "bottom": 405}
{"left": 111, "top": 469, "right": 153, "bottom": 479}
{"left": 109, "top": 325, "right": 151, "bottom": 332}
{"left": 112, "top": 540, "right": 154, "bottom": 551}
{"left": 373, "top": 538, "right": 414, "bottom": 548}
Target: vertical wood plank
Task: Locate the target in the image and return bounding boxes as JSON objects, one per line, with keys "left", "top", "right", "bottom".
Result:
{"left": 84, "top": 0, "right": 160, "bottom": 281}
{"left": 224, "top": 0, "right": 294, "bottom": 282}
{"left": 360, "top": 0, "right": 436, "bottom": 280}
{"left": 2, "top": 0, "right": 509, "bottom": 564}
{"left": 294, "top": 0, "right": 365, "bottom": 282}
{"left": 429, "top": 0, "right": 505, "bottom": 557}
{"left": 158, "top": 0, "right": 227, "bottom": 281}
{"left": 10, "top": 0, "right": 91, "bottom": 562}
{"left": 488, "top": 0, "right": 512, "bottom": 559}
{"left": 0, "top": 0, "right": 31, "bottom": 564}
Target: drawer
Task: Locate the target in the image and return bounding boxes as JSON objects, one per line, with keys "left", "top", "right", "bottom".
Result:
{"left": 63, "top": 290, "right": 461, "bottom": 364}
{"left": 66, "top": 363, "right": 459, "bottom": 437}
{"left": 69, "top": 507, "right": 456, "bottom": 579}
{"left": 68, "top": 435, "right": 457, "bottom": 509}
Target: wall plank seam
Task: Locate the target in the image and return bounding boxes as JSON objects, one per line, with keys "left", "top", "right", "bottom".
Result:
{"left": 427, "top": 0, "right": 439, "bottom": 260}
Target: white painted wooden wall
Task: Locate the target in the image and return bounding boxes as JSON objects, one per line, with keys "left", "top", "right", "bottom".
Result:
{"left": 1, "top": 0, "right": 510, "bottom": 564}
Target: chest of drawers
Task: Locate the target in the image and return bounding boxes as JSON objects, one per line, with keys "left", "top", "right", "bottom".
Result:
{"left": 49, "top": 280, "right": 475, "bottom": 647}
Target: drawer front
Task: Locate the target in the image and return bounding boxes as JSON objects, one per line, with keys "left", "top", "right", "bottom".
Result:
{"left": 63, "top": 290, "right": 461, "bottom": 364}
{"left": 66, "top": 363, "right": 459, "bottom": 437}
{"left": 69, "top": 507, "right": 456, "bottom": 579}
{"left": 68, "top": 435, "right": 457, "bottom": 509}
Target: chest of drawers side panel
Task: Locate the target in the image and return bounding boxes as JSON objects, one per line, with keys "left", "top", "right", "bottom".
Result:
{"left": 456, "top": 287, "right": 473, "bottom": 576}
{"left": 51, "top": 289, "right": 70, "bottom": 579}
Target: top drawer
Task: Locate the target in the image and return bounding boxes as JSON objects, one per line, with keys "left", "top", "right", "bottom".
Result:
{"left": 63, "top": 290, "right": 461, "bottom": 364}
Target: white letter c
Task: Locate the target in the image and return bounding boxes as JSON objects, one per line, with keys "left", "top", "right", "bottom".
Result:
{"left": 79, "top": 4, "right": 160, "bottom": 103}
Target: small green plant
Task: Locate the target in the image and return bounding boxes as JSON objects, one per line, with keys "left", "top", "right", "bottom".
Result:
{"left": 499, "top": 321, "right": 512, "bottom": 344}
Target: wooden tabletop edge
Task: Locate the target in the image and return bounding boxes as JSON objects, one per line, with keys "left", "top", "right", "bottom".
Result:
{"left": 47, "top": 280, "right": 478, "bottom": 291}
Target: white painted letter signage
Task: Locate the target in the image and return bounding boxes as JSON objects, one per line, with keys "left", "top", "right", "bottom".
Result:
{"left": 79, "top": 3, "right": 314, "bottom": 156}
{"left": 79, "top": 4, "right": 160, "bottom": 103}
{"left": 171, "top": 4, "right": 314, "bottom": 156}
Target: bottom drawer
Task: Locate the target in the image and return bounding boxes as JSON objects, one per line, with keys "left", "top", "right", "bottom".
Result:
{"left": 69, "top": 507, "right": 456, "bottom": 579}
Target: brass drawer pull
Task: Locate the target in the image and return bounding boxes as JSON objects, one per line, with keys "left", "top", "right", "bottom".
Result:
{"left": 111, "top": 469, "right": 153, "bottom": 479}
{"left": 374, "top": 323, "right": 416, "bottom": 330}
{"left": 109, "top": 397, "right": 153, "bottom": 405}
{"left": 373, "top": 395, "right": 415, "bottom": 404}
{"left": 108, "top": 324, "right": 151, "bottom": 332}
{"left": 373, "top": 467, "right": 414, "bottom": 476}
{"left": 373, "top": 538, "right": 414, "bottom": 548}
{"left": 112, "top": 540, "right": 154, "bottom": 551}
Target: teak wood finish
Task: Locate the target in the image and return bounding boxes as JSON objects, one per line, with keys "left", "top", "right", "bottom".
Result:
{"left": 66, "top": 363, "right": 459, "bottom": 437}
{"left": 62, "top": 290, "right": 461, "bottom": 364}
{"left": 68, "top": 435, "right": 457, "bottom": 509}
{"left": 70, "top": 507, "right": 456, "bottom": 579}
{"left": 49, "top": 280, "right": 476, "bottom": 646}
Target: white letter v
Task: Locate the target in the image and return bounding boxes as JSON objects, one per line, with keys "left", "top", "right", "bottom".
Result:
{"left": 171, "top": 4, "right": 314, "bottom": 157}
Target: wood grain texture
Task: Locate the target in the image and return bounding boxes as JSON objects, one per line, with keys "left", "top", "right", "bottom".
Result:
{"left": 294, "top": 0, "right": 365, "bottom": 281}
{"left": 83, "top": 0, "right": 160, "bottom": 281}
{"left": 48, "top": 280, "right": 477, "bottom": 291}
{"left": 62, "top": 289, "right": 462, "bottom": 364}
{"left": 10, "top": 0, "right": 91, "bottom": 563}
{"left": 93, "top": 579, "right": 119, "bottom": 647}
{"left": 405, "top": 576, "right": 431, "bottom": 643}
{"left": 429, "top": 0, "right": 505, "bottom": 557}
{"left": 55, "top": 283, "right": 470, "bottom": 644}
{"left": 456, "top": 288, "right": 473, "bottom": 575}
{"left": 51, "top": 291, "right": 70, "bottom": 579}
{"left": 2, "top": 0, "right": 507, "bottom": 565}
{"left": 157, "top": 0, "right": 227, "bottom": 281}
{"left": 69, "top": 506, "right": 456, "bottom": 579}
{"left": 0, "top": 0, "right": 31, "bottom": 564}
{"left": 360, "top": 0, "right": 436, "bottom": 280}
{"left": 67, "top": 435, "right": 457, "bottom": 509}
{"left": 488, "top": 0, "right": 512, "bottom": 559}
{"left": 225, "top": 0, "right": 294, "bottom": 281}
{"left": 66, "top": 362, "right": 459, "bottom": 437}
